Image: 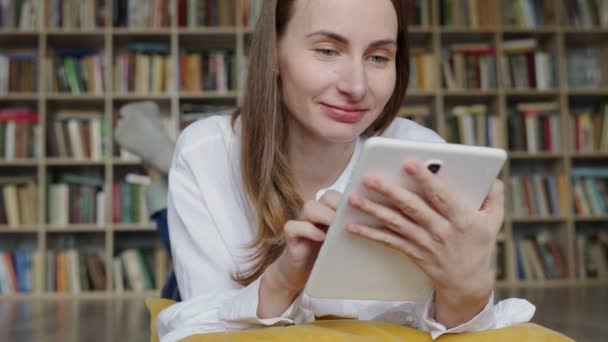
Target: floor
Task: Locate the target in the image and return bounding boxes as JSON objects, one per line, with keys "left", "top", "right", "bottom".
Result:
{"left": 1, "top": 286, "right": 607, "bottom": 341}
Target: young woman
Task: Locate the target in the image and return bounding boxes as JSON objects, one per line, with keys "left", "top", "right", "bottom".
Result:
{"left": 157, "top": 0, "right": 535, "bottom": 340}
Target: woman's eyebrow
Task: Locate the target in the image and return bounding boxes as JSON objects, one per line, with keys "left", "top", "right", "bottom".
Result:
{"left": 306, "top": 30, "right": 397, "bottom": 48}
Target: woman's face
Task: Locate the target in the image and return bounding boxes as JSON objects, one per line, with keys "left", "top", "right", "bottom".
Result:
{"left": 278, "top": 0, "right": 398, "bottom": 144}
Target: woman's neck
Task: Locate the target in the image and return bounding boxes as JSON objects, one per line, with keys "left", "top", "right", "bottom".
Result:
{"left": 288, "top": 124, "right": 357, "bottom": 202}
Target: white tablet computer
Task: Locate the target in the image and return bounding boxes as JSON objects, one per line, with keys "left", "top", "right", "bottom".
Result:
{"left": 304, "top": 137, "right": 507, "bottom": 301}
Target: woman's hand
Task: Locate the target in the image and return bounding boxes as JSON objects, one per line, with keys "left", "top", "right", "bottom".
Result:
{"left": 258, "top": 190, "right": 341, "bottom": 318}
{"left": 346, "top": 161, "right": 504, "bottom": 328}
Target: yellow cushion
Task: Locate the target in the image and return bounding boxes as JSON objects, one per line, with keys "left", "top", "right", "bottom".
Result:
{"left": 146, "top": 297, "right": 573, "bottom": 342}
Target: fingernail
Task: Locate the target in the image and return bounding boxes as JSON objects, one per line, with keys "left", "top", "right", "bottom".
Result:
{"left": 346, "top": 224, "right": 359, "bottom": 233}
{"left": 364, "top": 177, "right": 380, "bottom": 189}
{"left": 405, "top": 163, "right": 417, "bottom": 176}
{"left": 349, "top": 195, "right": 360, "bottom": 206}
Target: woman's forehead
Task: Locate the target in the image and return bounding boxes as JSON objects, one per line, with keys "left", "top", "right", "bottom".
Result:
{"left": 288, "top": 0, "right": 398, "bottom": 40}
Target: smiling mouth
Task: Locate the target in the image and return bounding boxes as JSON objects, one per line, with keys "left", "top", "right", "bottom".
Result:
{"left": 320, "top": 102, "right": 368, "bottom": 123}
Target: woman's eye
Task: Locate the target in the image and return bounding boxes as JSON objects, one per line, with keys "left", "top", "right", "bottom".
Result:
{"left": 370, "top": 55, "right": 389, "bottom": 63}
{"left": 316, "top": 49, "right": 337, "bottom": 57}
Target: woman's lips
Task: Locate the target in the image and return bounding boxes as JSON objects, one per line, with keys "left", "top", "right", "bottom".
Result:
{"left": 320, "top": 103, "right": 367, "bottom": 123}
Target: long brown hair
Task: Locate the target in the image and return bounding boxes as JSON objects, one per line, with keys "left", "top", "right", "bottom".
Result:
{"left": 231, "top": 0, "right": 410, "bottom": 286}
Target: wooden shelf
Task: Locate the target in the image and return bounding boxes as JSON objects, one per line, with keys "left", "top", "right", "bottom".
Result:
{"left": 45, "top": 158, "right": 106, "bottom": 166}
{"left": 574, "top": 216, "right": 608, "bottom": 222}
{"left": 508, "top": 152, "right": 565, "bottom": 160}
{"left": 0, "top": 93, "right": 39, "bottom": 100}
{"left": 178, "top": 27, "right": 239, "bottom": 35}
{"left": 0, "top": 290, "right": 160, "bottom": 300}
{"left": 45, "top": 225, "right": 107, "bottom": 233}
{"left": 511, "top": 217, "right": 568, "bottom": 224}
{"left": 179, "top": 91, "right": 239, "bottom": 99}
{"left": 113, "top": 224, "right": 156, "bottom": 232}
{"left": 2, "top": 0, "right": 607, "bottom": 299}
{"left": 0, "top": 159, "right": 39, "bottom": 167}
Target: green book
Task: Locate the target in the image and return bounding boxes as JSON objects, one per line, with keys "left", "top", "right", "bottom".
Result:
{"left": 64, "top": 57, "right": 82, "bottom": 94}
{"left": 135, "top": 249, "right": 154, "bottom": 290}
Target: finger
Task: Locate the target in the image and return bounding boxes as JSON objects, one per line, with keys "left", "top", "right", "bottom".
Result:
{"left": 284, "top": 220, "right": 325, "bottom": 243}
{"left": 300, "top": 200, "right": 336, "bottom": 227}
{"left": 404, "top": 161, "right": 468, "bottom": 223}
{"left": 346, "top": 224, "right": 425, "bottom": 265}
{"left": 348, "top": 194, "right": 435, "bottom": 252}
{"left": 361, "top": 176, "right": 447, "bottom": 238}
{"left": 480, "top": 180, "right": 505, "bottom": 231}
{"left": 319, "top": 190, "right": 341, "bottom": 211}
{"left": 481, "top": 180, "right": 504, "bottom": 213}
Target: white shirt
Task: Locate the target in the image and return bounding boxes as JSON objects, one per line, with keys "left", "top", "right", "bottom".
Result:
{"left": 157, "top": 115, "right": 535, "bottom": 342}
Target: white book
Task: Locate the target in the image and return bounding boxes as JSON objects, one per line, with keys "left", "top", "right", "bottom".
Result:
{"left": 125, "top": 173, "right": 151, "bottom": 186}
{"left": 96, "top": 190, "right": 106, "bottom": 226}
{"left": 534, "top": 52, "right": 548, "bottom": 90}
{"left": 550, "top": 115, "right": 561, "bottom": 152}
{"left": 524, "top": 114, "right": 538, "bottom": 153}
{"left": 114, "top": 257, "right": 124, "bottom": 293}
{"left": 49, "top": 184, "right": 69, "bottom": 226}
{"left": 67, "top": 119, "right": 84, "bottom": 159}
{"left": 602, "top": 0, "right": 608, "bottom": 27}
{"left": 3, "top": 184, "right": 20, "bottom": 226}
{"left": 0, "top": 55, "right": 8, "bottom": 93}
{"left": 68, "top": 250, "right": 81, "bottom": 294}
{"left": 90, "top": 118, "right": 102, "bottom": 161}
{"left": 5, "top": 121, "right": 16, "bottom": 160}
{"left": 93, "top": 55, "right": 104, "bottom": 94}
{"left": 533, "top": 175, "right": 549, "bottom": 216}
{"left": 53, "top": 121, "right": 68, "bottom": 158}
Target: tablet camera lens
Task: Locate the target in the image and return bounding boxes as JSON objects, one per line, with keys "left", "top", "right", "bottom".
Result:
{"left": 427, "top": 163, "right": 441, "bottom": 174}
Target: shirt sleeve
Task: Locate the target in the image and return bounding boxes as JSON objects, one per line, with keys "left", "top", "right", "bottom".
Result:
{"left": 157, "top": 144, "right": 314, "bottom": 342}
{"left": 357, "top": 291, "right": 535, "bottom": 340}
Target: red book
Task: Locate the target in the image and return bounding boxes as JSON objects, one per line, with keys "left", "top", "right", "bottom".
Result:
{"left": 0, "top": 112, "right": 39, "bottom": 123}
{"left": 3, "top": 252, "right": 18, "bottom": 292}
{"left": 547, "top": 241, "right": 568, "bottom": 278}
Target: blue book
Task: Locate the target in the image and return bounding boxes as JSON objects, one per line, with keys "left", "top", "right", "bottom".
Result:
{"left": 571, "top": 168, "right": 608, "bottom": 178}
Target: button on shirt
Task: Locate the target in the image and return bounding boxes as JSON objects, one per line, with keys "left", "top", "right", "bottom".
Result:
{"left": 157, "top": 115, "right": 535, "bottom": 342}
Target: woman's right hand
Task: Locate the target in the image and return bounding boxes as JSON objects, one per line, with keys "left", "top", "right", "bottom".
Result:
{"left": 258, "top": 190, "right": 341, "bottom": 318}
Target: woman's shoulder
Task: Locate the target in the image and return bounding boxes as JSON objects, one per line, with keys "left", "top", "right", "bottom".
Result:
{"left": 174, "top": 115, "right": 237, "bottom": 158}
{"left": 381, "top": 117, "right": 445, "bottom": 143}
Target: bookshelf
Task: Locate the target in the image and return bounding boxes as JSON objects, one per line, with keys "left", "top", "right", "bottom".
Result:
{"left": 1, "top": 0, "right": 608, "bottom": 298}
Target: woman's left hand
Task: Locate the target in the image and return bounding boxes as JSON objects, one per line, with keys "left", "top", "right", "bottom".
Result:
{"left": 346, "top": 160, "right": 504, "bottom": 328}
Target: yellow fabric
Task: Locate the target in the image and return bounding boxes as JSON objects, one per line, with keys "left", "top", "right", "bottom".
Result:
{"left": 146, "top": 297, "right": 574, "bottom": 342}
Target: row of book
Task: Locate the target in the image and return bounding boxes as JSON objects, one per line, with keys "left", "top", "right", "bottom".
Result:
{"left": 567, "top": 47, "right": 604, "bottom": 89}
{"left": 573, "top": 105, "right": 608, "bottom": 153}
{"left": 0, "top": 51, "right": 38, "bottom": 93}
{"left": 501, "top": 39, "right": 556, "bottom": 90}
{"left": 0, "top": 108, "right": 40, "bottom": 160}
{"left": 113, "top": 0, "right": 169, "bottom": 28}
{"left": 502, "top": 0, "right": 554, "bottom": 28}
{"left": 516, "top": 230, "right": 568, "bottom": 280}
{"left": 114, "top": 247, "right": 170, "bottom": 292}
{"left": 47, "top": 173, "right": 155, "bottom": 226}
{"left": 0, "top": 249, "right": 40, "bottom": 294}
{"left": 180, "top": 103, "right": 234, "bottom": 127}
{"left": 179, "top": 49, "right": 236, "bottom": 92}
{"left": 46, "top": 49, "right": 105, "bottom": 94}
{"left": 507, "top": 102, "right": 562, "bottom": 153}
{"left": 48, "top": 110, "right": 106, "bottom": 160}
{"left": 442, "top": 44, "right": 497, "bottom": 90}
{"left": 571, "top": 168, "right": 608, "bottom": 216}
{"left": 0, "top": 0, "right": 37, "bottom": 30}
{"left": 112, "top": 175, "right": 152, "bottom": 224}
{"left": 45, "top": 0, "right": 106, "bottom": 29}
{"left": 446, "top": 105, "right": 503, "bottom": 147}
{"left": 45, "top": 249, "right": 106, "bottom": 293}
{"left": 177, "top": 0, "right": 237, "bottom": 27}
{"left": 114, "top": 43, "right": 172, "bottom": 93}
{"left": 576, "top": 230, "right": 608, "bottom": 279}
{"left": 48, "top": 174, "right": 105, "bottom": 226}
{"left": 510, "top": 174, "right": 567, "bottom": 217}
{"left": 439, "top": 0, "right": 499, "bottom": 28}
{"left": 563, "top": 0, "right": 608, "bottom": 28}
{"left": 409, "top": 50, "right": 438, "bottom": 90}
{"left": 0, "top": 177, "right": 37, "bottom": 227}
